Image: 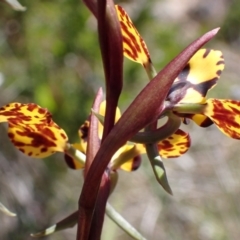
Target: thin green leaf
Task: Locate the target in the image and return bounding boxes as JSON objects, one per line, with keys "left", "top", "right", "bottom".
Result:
{"left": 0, "top": 202, "right": 16, "bottom": 217}
{"left": 2, "top": 0, "right": 26, "bottom": 11}
{"left": 106, "top": 203, "right": 147, "bottom": 240}
{"left": 31, "top": 211, "right": 78, "bottom": 238}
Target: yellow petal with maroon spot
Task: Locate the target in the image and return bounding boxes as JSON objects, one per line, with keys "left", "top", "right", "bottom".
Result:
{"left": 116, "top": 5, "right": 151, "bottom": 67}
{"left": 204, "top": 98, "right": 240, "bottom": 139}
{"left": 111, "top": 144, "right": 142, "bottom": 172}
{"left": 168, "top": 49, "right": 224, "bottom": 104}
{"left": 78, "top": 120, "right": 89, "bottom": 153}
{"left": 185, "top": 113, "right": 213, "bottom": 127}
{"left": 78, "top": 101, "right": 121, "bottom": 148}
{"left": 7, "top": 122, "right": 68, "bottom": 158}
{"left": 157, "top": 129, "right": 191, "bottom": 158}
{"left": 120, "top": 155, "right": 141, "bottom": 172}
{"left": 64, "top": 143, "right": 85, "bottom": 169}
{"left": 0, "top": 102, "right": 52, "bottom": 125}
{"left": 0, "top": 103, "right": 68, "bottom": 158}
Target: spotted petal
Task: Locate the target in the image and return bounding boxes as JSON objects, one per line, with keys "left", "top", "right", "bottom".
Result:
{"left": 0, "top": 103, "right": 68, "bottom": 158}
{"left": 184, "top": 113, "right": 213, "bottom": 127}
{"left": 70, "top": 101, "right": 141, "bottom": 172}
{"left": 64, "top": 143, "right": 85, "bottom": 169}
{"left": 204, "top": 99, "right": 240, "bottom": 139}
{"left": 0, "top": 103, "right": 52, "bottom": 126}
{"left": 78, "top": 120, "right": 90, "bottom": 153}
{"left": 167, "top": 49, "right": 224, "bottom": 104}
{"left": 116, "top": 5, "right": 151, "bottom": 67}
{"left": 111, "top": 145, "right": 142, "bottom": 172}
{"left": 157, "top": 129, "right": 191, "bottom": 158}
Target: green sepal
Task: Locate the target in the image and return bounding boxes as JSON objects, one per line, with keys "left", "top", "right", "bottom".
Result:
{"left": 146, "top": 144, "right": 173, "bottom": 195}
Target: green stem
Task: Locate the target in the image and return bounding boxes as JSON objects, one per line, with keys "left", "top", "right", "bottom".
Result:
{"left": 130, "top": 112, "right": 181, "bottom": 144}
{"left": 106, "top": 203, "right": 147, "bottom": 240}
{"left": 173, "top": 103, "right": 206, "bottom": 114}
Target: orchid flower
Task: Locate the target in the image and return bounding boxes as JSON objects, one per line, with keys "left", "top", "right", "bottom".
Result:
{"left": 117, "top": 4, "right": 240, "bottom": 147}
{"left": 64, "top": 101, "right": 142, "bottom": 172}
{"left": 64, "top": 100, "right": 190, "bottom": 172}
{"left": 77, "top": 1, "right": 221, "bottom": 238}
{"left": 1, "top": 1, "right": 224, "bottom": 240}
{"left": 167, "top": 49, "right": 240, "bottom": 140}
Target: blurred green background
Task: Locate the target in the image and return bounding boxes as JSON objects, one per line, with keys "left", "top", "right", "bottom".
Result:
{"left": 1, "top": 0, "right": 240, "bottom": 239}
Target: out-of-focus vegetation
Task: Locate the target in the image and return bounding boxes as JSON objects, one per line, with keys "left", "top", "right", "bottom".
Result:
{"left": 1, "top": 0, "right": 240, "bottom": 239}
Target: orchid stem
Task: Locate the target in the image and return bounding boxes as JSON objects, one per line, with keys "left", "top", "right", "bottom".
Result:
{"left": 106, "top": 203, "right": 147, "bottom": 240}
{"left": 173, "top": 103, "right": 206, "bottom": 114}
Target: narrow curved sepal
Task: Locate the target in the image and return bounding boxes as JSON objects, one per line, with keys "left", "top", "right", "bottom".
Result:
{"left": 158, "top": 129, "right": 191, "bottom": 158}
{"left": 167, "top": 49, "right": 224, "bottom": 104}
{"left": 116, "top": 5, "right": 151, "bottom": 67}
{"left": 0, "top": 103, "right": 68, "bottom": 158}
{"left": 205, "top": 99, "right": 240, "bottom": 139}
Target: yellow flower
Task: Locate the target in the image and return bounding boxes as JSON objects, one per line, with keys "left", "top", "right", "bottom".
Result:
{"left": 168, "top": 49, "right": 240, "bottom": 140}
{"left": 65, "top": 101, "right": 142, "bottom": 171}
{"left": 65, "top": 101, "right": 191, "bottom": 171}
